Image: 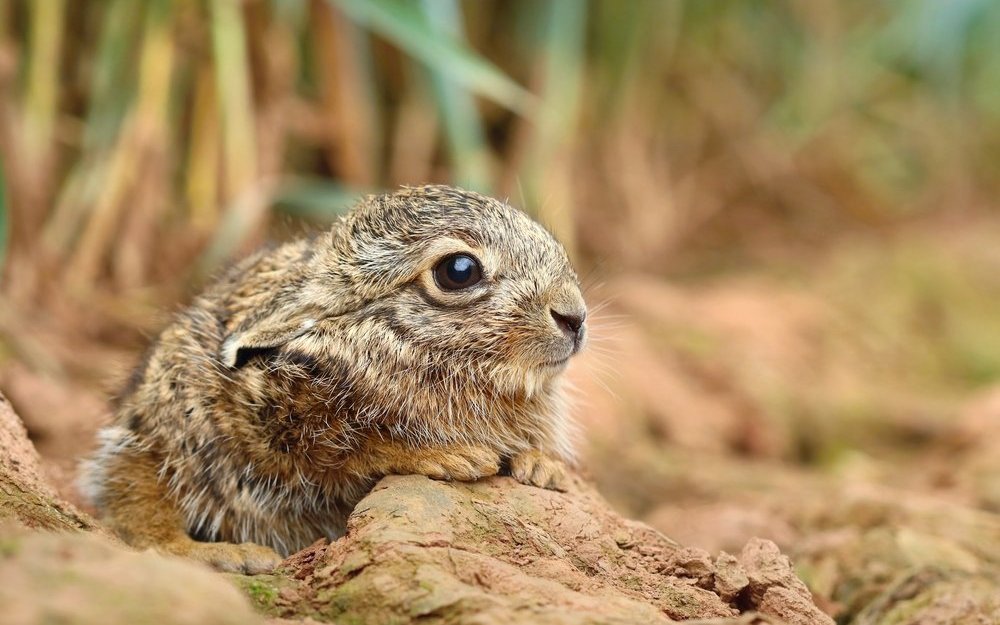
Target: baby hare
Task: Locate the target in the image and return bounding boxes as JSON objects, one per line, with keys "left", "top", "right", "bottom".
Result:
{"left": 82, "top": 185, "right": 586, "bottom": 573}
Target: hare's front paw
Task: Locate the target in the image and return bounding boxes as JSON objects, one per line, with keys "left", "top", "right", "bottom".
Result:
{"left": 161, "top": 537, "right": 283, "bottom": 575}
{"left": 509, "top": 450, "right": 569, "bottom": 492}
{"left": 408, "top": 445, "right": 502, "bottom": 482}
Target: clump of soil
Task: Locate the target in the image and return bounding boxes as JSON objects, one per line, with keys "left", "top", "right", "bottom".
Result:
{"left": 244, "top": 474, "right": 833, "bottom": 625}
{"left": 0, "top": 393, "right": 99, "bottom": 533}
{"left": 0, "top": 526, "right": 263, "bottom": 625}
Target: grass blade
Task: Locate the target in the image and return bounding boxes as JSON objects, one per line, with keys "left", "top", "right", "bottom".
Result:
{"left": 82, "top": 0, "right": 140, "bottom": 154}
{"left": 186, "top": 63, "right": 221, "bottom": 230}
{"left": 65, "top": 0, "right": 176, "bottom": 290}
{"left": 513, "top": 0, "right": 587, "bottom": 253}
{"left": 272, "top": 178, "right": 367, "bottom": 221}
{"left": 312, "top": 0, "right": 380, "bottom": 186}
{"left": 210, "top": 0, "right": 258, "bottom": 199}
{"left": 23, "top": 0, "right": 65, "bottom": 170}
{"left": 419, "top": 0, "right": 493, "bottom": 192}
{"left": 329, "top": 0, "right": 537, "bottom": 116}
{"left": 45, "top": 0, "right": 141, "bottom": 256}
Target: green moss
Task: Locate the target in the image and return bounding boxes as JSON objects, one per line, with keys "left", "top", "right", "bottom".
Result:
{"left": 417, "top": 579, "right": 436, "bottom": 593}
{"left": 0, "top": 536, "right": 21, "bottom": 558}
{"left": 246, "top": 580, "right": 278, "bottom": 606}
{"left": 318, "top": 575, "right": 391, "bottom": 624}
{"left": 620, "top": 574, "right": 644, "bottom": 591}
{"left": 877, "top": 589, "right": 938, "bottom": 625}
{"left": 229, "top": 574, "right": 284, "bottom": 615}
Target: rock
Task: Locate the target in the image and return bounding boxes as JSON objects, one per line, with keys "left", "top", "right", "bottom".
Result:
{"left": 740, "top": 538, "right": 814, "bottom": 605}
{"left": 792, "top": 487, "right": 1000, "bottom": 623}
{"left": 758, "top": 587, "right": 834, "bottom": 625}
{"left": 950, "top": 385, "right": 1000, "bottom": 511}
{"left": 739, "top": 538, "right": 834, "bottom": 625}
{"left": 0, "top": 364, "right": 106, "bottom": 508}
{"left": 801, "top": 490, "right": 1000, "bottom": 624}
{"left": 714, "top": 552, "right": 750, "bottom": 602}
{"left": 663, "top": 546, "right": 715, "bottom": 588}
{"left": 245, "top": 474, "right": 831, "bottom": 625}
{"left": 0, "top": 391, "right": 101, "bottom": 533}
{"left": 0, "top": 364, "right": 105, "bottom": 464}
{"left": 0, "top": 524, "right": 263, "bottom": 625}
{"left": 0, "top": 393, "right": 265, "bottom": 624}
{"left": 851, "top": 568, "right": 1000, "bottom": 625}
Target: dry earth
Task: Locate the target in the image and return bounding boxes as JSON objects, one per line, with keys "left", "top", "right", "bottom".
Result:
{"left": 238, "top": 475, "right": 832, "bottom": 625}
{"left": 1, "top": 391, "right": 832, "bottom": 625}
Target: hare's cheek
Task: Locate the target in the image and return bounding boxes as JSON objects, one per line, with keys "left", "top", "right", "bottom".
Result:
{"left": 492, "top": 319, "right": 565, "bottom": 364}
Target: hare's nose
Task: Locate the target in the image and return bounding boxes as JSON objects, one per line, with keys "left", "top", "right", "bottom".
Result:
{"left": 550, "top": 307, "right": 586, "bottom": 340}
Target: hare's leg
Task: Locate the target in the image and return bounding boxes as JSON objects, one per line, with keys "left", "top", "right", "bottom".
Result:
{"left": 344, "top": 439, "right": 501, "bottom": 482}
{"left": 508, "top": 449, "right": 570, "bottom": 492}
{"left": 98, "top": 449, "right": 281, "bottom": 574}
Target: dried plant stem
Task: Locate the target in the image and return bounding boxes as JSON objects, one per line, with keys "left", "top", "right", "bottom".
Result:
{"left": 67, "top": 1, "right": 175, "bottom": 292}
{"left": 312, "top": 0, "right": 378, "bottom": 186}
{"left": 186, "top": 64, "right": 221, "bottom": 232}
{"left": 210, "top": 0, "right": 258, "bottom": 201}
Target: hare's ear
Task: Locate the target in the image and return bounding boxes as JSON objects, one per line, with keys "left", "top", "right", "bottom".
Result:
{"left": 220, "top": 317, "right": 317, "bottom": 368}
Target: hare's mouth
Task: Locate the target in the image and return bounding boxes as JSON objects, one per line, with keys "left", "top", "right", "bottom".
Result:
{"left": 540, "top": 357, "right": 570, "bottom": 369}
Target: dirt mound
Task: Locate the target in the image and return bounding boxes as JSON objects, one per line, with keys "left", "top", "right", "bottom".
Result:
{"left": 0, "top": 391, "right": 832, "bottom": 624}
{"left": 0, "top": 365, "right": 107, "bottom": 509}
{"left": 0, "top": 526, "right": 263, "bottom": 625}
{"left": 0, "top": 392, "right": 100, "bottom": 533}
{"left": 1, "top": 391, "right": 261, "bottom": 624}
{"left": 790, "top": 486, "right": 1000, "bottom": 624}
{"left": 243, "top": 474, "right": 833, "bottom": 625}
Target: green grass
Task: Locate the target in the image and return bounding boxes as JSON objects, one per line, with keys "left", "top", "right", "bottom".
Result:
{"left": 0, "top": 0, "right": 997, "bottom": 324}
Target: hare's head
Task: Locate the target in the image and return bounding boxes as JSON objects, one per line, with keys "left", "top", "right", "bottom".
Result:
{"left": 223, "top": 186, "right": 585, "bottom": 397}
{"left": 329, "top": 185, "right": 586, "bottom": 394}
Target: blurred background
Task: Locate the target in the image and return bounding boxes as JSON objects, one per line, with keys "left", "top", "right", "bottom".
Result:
{"left": 1, "top": 1, "right": 1000, "bottom": 619}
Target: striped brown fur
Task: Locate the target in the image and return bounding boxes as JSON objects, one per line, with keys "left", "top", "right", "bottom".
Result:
{"left": 81, "top": 186, "right": 587, "bottom": 573}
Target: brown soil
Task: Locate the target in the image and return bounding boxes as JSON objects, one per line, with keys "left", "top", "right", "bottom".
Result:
{"left": 0, "top": 526, "right": 263, "bottom": 625}
{"left": 1, "top": 392, "right": 832, "bottom": 625}
{"left": 244, "top": 474, "right": 833, "bottom": 625}
{"left": 0, "top": 392, "right": 100, "bottom": 533}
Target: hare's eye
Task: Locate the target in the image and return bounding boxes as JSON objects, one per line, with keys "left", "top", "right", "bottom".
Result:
{"left": 434, "top": 254, "right": 483, "bottom": 290}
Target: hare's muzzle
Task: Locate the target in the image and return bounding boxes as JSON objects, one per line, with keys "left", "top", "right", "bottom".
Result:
{"left": 547, "top": 284, "right": 587, "bottom": 357}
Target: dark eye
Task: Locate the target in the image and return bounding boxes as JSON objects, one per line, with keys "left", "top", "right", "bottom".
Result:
{"left": 434, "top": 253, "right": 483, "bottom": 290}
